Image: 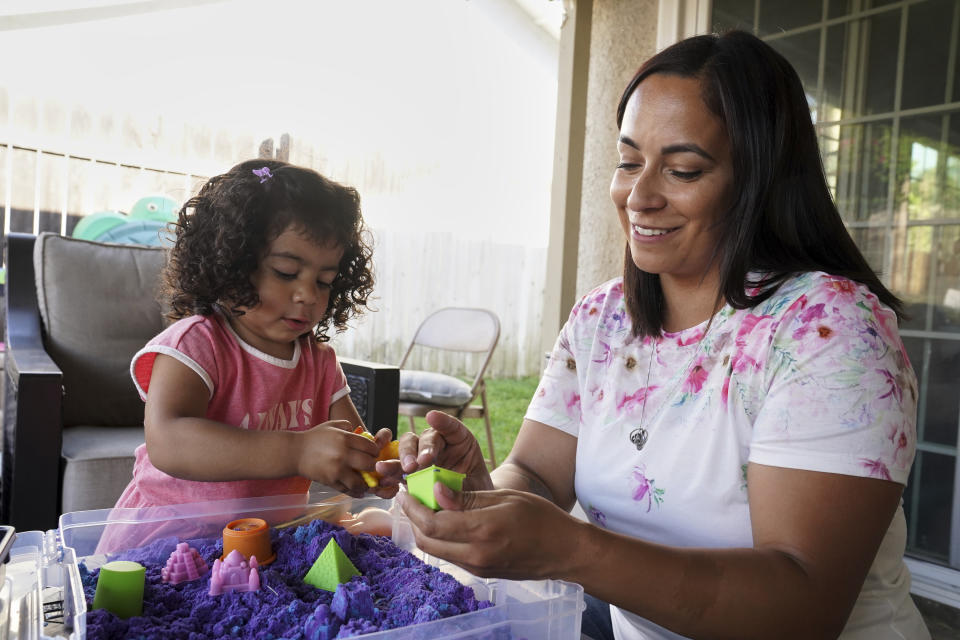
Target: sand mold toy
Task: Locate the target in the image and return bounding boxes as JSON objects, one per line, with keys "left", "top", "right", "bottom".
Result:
{"left": 161, "top": 542, "right": 209, "bottom": 585}
{"left": 209, "top": 549, "right": 260, "bottom": 596}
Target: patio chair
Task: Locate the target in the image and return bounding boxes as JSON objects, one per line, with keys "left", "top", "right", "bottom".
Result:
{"left": 397, "top": 307, "right": 500, "bottom": 468}
{"left": 1, "top": 232, "right": 399, "bottom": 532}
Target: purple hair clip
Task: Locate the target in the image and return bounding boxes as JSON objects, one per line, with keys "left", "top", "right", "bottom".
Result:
{"left": 252, "top": 167, "right": 273, "bottom": 183}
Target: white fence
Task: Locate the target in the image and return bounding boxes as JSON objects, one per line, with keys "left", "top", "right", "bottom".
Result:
{"left": 0, "top": 143, "right": 551, "bottom": 379}
{"left": 330, "top": 228, "right": 548, "bottom": 379}
{"left": 1, "top": 118, "right": 551, "bottom": 380}
{"left": 0, "top": 146, "right": 550, "bottom": 378}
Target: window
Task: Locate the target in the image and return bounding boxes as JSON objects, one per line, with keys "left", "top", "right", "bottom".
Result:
{"left": 713, "top": 0, "right": 960, "bottom": 576}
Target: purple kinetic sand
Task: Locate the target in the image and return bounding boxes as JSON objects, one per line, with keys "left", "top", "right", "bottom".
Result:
{"left": 79, "top": 518, "right": 493, "bottom": 639}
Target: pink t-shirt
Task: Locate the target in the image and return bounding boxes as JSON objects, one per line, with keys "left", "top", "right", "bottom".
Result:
{"left": 115, "top": 313, "right": 349, "bottom": 509}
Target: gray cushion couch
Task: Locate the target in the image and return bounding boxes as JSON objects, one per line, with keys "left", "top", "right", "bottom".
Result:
{"left": 2, "top": 232, "right": 398, "bottom": 532}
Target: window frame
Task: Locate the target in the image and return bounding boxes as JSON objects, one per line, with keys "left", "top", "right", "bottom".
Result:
{"left": 698, "top": 0, "right": 960, "bottom": 608}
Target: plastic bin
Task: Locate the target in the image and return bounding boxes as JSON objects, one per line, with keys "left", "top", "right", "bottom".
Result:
{"left": 6, "top": 490, "right": 584, "bottom": 640}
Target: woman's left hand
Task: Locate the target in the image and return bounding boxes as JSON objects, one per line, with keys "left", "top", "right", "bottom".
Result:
{"left": 375, "top": 411, "right": 494, "bottom": 492}
{"left": 396, "top": 482, "right": 586, "bottom": 581}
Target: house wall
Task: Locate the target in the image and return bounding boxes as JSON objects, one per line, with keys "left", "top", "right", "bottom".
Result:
{"left": 575, "top": 0, "right": 659, "bottom": 299}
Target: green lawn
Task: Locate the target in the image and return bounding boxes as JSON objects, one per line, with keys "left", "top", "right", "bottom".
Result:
{"left": 395, "top": 376, "right": 540, "bottom": 466}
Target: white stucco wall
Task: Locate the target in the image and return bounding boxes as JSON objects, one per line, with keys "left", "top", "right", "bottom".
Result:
{"left": 575, "top": 0, "right": 659, "bottom": 298}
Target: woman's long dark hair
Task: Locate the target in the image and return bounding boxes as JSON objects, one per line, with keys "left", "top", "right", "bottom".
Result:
{"left": 616, "top": 30, "right": 904, "bottom": 337}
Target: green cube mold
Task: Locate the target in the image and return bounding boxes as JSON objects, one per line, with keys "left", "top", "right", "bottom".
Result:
{"left": 405, "top": 465, "right": 465, "bottom": 510}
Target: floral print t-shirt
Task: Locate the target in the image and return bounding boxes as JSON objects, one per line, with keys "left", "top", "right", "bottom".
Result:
{"left": 525, "top": 272, "right": 928, "bottom": 640}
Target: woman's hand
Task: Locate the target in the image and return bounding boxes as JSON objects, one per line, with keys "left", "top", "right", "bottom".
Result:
{"left": 295, "top": 420, "right": 382, "bottom": 498}
{"left": 375, "top": 411, "right": 493, "bottom": 491}
{"left": 396, "top": 483, "right": 586, "bottom": 581}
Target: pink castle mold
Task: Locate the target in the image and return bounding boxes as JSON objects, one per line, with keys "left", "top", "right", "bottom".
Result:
{"left": 161, "top": 543, "right": 209, "bottom": 585}
{"left": 209, "top": 549, "right": 260, "bottom": 596}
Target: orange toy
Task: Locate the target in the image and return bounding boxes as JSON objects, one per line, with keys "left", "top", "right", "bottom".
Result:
{"left": 221, "top": 517, "right": 276, "bottom": 565}
{"left": 354, "top": 427, "right": 400, "bottom": 488}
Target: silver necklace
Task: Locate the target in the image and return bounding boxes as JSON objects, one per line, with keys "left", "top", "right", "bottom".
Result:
{"left": 628, "top": 319, "right": 719, "bottom": 451}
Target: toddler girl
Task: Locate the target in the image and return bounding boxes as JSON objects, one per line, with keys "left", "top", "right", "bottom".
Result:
{"left": 113, "top": 159, "right": 394, "bottom": 513}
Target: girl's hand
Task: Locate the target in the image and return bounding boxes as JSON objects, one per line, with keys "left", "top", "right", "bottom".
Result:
{"left": 396, "top": 483, "right": 585, "bottom": 580}
{"left": 295, "top": 420, "right": 381, "bottom": 497}
{"left": 375, "top": 411, "right": 493, "bottom": 492}
{"left": 366, "top": 427, "right": 401, "bottom": 499}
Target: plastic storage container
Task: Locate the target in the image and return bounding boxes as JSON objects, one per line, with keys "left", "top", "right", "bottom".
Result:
{"left": 5, "top": 490, "right": 584, "bottom": 640}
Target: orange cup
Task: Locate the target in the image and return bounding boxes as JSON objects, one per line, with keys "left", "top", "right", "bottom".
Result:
{"left": 221, "top": 517, "right": 275, "bottom": 565}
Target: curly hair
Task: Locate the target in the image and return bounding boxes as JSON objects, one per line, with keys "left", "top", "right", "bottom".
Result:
{"left": 163, "top": 158, "right": 374, "bottom": 342}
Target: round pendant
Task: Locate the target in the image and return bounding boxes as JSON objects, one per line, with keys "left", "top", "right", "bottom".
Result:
{"left": 629, "top": 427, "right": 648, "bottom": 451}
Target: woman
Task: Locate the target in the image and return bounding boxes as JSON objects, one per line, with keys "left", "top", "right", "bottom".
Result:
{"left": 380, "top": 30, "right": 929, "bottom": 640}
